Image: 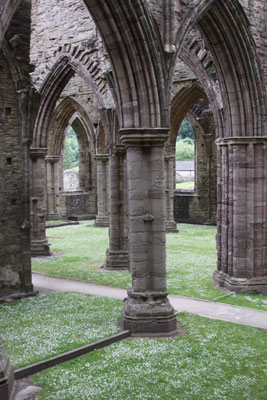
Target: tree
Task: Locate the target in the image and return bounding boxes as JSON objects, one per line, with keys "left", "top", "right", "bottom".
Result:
{"left": 176, "top": 138, "right": 194, "bottom": 161}
{"left": 63, "top": 127, "right": 79, "bottom": 169}
{"left": 178, "top": 118, "right": 194, "bottom": 140}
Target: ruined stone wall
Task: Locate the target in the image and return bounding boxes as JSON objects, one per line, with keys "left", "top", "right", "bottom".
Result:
{"left": 59, "top": 192, "right": 96, "bottom": 220}
{"left": 30, "top": 0, "right": 112, "bottom": 110}
{"left": 0, "top": 0, "right": 34, "bottom": 298}
{"left": 58, "top": 74, "right": 99, "bottom": 126}
{"left": 174, "top": 129, "right": 217, "bottom": 225}
{"left": 31, "top": 0, "right": 102, "bottom": 87}
{"left": 0, "top": 51, "right": 25, "bottom": 296}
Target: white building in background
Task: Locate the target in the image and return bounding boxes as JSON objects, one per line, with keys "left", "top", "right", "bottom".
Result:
{"left": 176, "top": 161, "right": 194, "bottom": 182}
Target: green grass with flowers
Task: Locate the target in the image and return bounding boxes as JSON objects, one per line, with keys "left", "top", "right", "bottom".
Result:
{"left": 0, "top": 292, "right": 266, "bottom": 400}
{"left": 31, "top": 221, "right": 267, "bottom": 311}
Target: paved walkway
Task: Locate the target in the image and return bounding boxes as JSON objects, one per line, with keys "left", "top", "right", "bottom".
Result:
{"left": 32, "top": 272, "right": 267, "bottom": 330}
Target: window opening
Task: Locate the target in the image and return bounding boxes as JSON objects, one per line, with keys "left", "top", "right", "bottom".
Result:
{"left": 63, "top": 126, "right": 79, "bottom": 191}
{"left": 175, "top": 117, "right": 195, "bottom": 191}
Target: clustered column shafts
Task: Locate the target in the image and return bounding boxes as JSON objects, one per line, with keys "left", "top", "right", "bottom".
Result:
{"left": 120, "top": 129, "right": 178, "bottom": 337}
{"left": 95, "top": 155, "right": 109, "bottom": 227}
{"left": 214, "top": 137, "right": 267, "bottom": 294}
{"left": 46, "top": 156, "right": 61, "bottom": 220}
{"left": 30, "top": 149, "right": 50, "bottom": 256}
{"left": 165, "top": 153, "right": 178, "bottom": 233}
{"left": 104, "top": 145, "right": 129, "bottom": 269}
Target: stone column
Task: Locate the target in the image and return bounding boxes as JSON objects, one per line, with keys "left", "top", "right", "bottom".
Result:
{"left": 95, "top": 154, "right": 109, "bottom": 227}
{"left": 214, "top": 137, "right": 267, "bottom": 293}
{"left": 30, "top": 148, "right": 50, "bottom": 256}
{"left": 0, "top": 339, "right": 15, "bottom": 400}
{"left": 165, "top": 153, "right": 178, "bottom": 232}
{"left": 46, "top": 156, "right": 60, "bottom": 220}
{"left": 104, "top": 145, "right": 129, "bottom": 269}
{"left": 120, "top": 129, "right": 178, "bottom": 336}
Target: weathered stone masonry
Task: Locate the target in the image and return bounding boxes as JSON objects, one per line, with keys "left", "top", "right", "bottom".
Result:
{"left": 0, "top": 3, "right": 266, "bottom": 380}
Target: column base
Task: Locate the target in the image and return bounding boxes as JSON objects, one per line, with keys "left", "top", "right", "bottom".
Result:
{"left": 46, "top": 214, "right": 60, "bottom": 221}
{"left": 0, "top": 351, "right": 15, "bottom": 400}
{"left": 166, "top": 220, "right": 179, "bottom": 233}
{"left": 213, "top": 271, "right": 267, "bottom": 294}
{"left": 68, "top": 214, "right": 95, "bottom": 221}
{"left": 94, "top": 216, "right": 109, "bottom": 227}
{"left": 104, "top": 250, "right": 129, "bottom": 270}
{"left": 121, "top": 290, "right": 180, "bottom": 337}
{"left": 0, "top": 289, "right": 38, "bottom": 304}
{"left": 31, "top": 240, "right": 51, "bottom": 257}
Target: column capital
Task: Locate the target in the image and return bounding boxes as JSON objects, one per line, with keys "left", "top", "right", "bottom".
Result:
{"left": 95, "top": 154, "right": 109, "bottom": 162}
{"left": 110, "top": 144, "right": 126, "bottom": 155}
{"left": 164, "top": 154, "right": 175, "bottom": 161}
{"left": 216, "top": 136, "right": 267, "bottom": 146}
{"left": 120, "top": 128, "right": 170, "bottom": 147}
{"left": 30, "top": 148, "right": 48, "bottom": 160}
{"left": 45, "top": 155, "right": 61, "bottom": 163}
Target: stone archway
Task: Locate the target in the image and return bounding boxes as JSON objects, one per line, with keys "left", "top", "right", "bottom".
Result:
{"left": 30, "top": 49, "right": 110, "bottom": 255}
{"left": 46, "top": 96, "right": 97, "bottom": 221}
{"left": 84, "top": 0, "right": 179, "bottom": 335}
{"left": 174, "top": 0, "right": 267, "bottom": 293}
{"left": 166, "top": 82, "right": 217, "bottom": 225}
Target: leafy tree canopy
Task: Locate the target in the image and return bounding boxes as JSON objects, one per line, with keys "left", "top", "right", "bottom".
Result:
{"left": 63, "top": 127, "right": 79, "bottom": 170}
{"left": 178, "top": 118, "right": 194, "bottom": 140}
{"left": 176, "top": 118, "right": 195, "bottom": 161}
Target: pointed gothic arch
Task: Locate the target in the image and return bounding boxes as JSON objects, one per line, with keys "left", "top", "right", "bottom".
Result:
{"left": 175, "top": 0, "right": 266, "bottom": 138}
{"left": 83, "top": 0, "right": 169, "bottom": 128}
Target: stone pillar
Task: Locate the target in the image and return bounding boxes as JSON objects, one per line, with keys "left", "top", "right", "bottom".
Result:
{"left": 30, "top": 149, "right": 50, "bottom": 256}
{"left": 120, "top": 129, "right": 178, "bottom": 336}
{"left": 95, "top": 154, "right": 109, "bottom": 227}
{"left": 0, "top": 340, "right": 15, "bottom": 400}
{"left": 46, "top": 156, "right": 60, "bottom": 220}
{"left": 165, "top": 153, "right": 178, "bottom": 232}
{"left": 214, "top": 137, "right": 267, "bottom": 293}
{"left": 104, "top": 145, "right": 129, "bottom": 269}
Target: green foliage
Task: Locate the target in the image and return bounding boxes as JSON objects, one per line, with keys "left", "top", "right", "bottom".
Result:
{"left": 176, "top": 138, "right": 195, "bottom": 161}
{"left": 178, "top": 117, "right": 194, "bottom": 140}
{"left": 176, "top": 118, "right": 195, "bottom": 161}
{"left": 63, "top": 127, "right": 79, "bottom": 170}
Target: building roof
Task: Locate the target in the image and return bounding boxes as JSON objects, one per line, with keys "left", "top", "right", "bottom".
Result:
{"left": 176, "top": 161, "right": 194, "bottom": 171}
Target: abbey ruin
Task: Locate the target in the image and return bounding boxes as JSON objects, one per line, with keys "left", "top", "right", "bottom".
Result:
{"left": 0, "top": 0, "right": 266, "bottom": 397}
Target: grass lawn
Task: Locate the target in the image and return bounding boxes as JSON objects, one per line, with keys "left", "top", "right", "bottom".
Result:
{"left": 0, "top": 292, "right": 122, "bottom": 369}
{"left": 46, "top": 221, "right": 62, "bottom": 226}
{"left": 176, "top": 181, "right": 194, "bottom": 189}
{"left": 1, "top": 293, "right": 266, "bottom": 400}
{"left": 31, "top": 222, "right": 267, "bottom": 311}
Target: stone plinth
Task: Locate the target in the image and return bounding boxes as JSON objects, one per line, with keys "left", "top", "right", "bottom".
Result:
{"left": 122, "top": 290, "right": 177, "bottom": 336}
{"left": 105, "top": 250, "right": 129, "bottom": 270}
{"left": 0, "top": 342, "right": 15, "bottom": 400}
{"left": 120, "top": 128, "right": 178, "bottom": 337}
